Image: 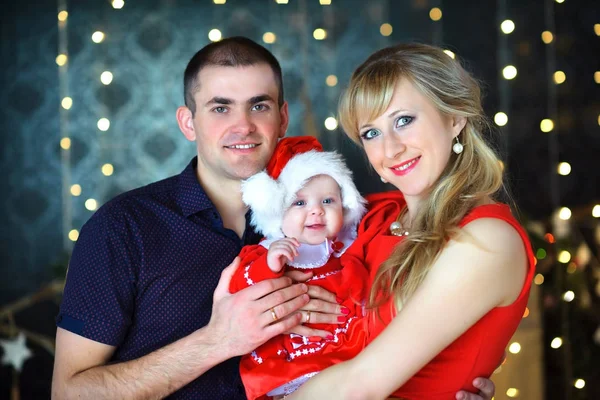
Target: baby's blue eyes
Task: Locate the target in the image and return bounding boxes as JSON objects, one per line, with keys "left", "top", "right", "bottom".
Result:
{"left": 293, "top": 200, "right": 306, "bottom": 206}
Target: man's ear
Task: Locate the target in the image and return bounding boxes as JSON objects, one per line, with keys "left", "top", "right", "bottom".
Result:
{"left": 279, "top": 101, "right": 289, "bottom": 138}
{"left": 451, "top": 115, "right": 467, "bottom": 138}
{"left": 176, "top": 106, "right": 196, "bottom": 141}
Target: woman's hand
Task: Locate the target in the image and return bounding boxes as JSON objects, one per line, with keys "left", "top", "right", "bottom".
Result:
{"left": 456, "top": 378, "right": 495, "bottom": 400}
{"left": 283, "top": 270, "right": 347, "bottom": 338}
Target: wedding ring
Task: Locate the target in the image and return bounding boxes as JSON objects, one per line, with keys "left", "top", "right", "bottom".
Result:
{"left": 305, "top": 310, "right": 311, "bottom": 323}
{"left": 270, "top": 307, "right": 278, "bottom": 321}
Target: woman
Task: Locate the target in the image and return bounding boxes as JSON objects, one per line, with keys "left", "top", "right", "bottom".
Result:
{"left": 289, "top": 43, "right": 534, "bottom": 399}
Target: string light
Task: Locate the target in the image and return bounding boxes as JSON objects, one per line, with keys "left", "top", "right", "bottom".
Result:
{"left": 508, "top": 342, "right": 521, "bottom": 354}
{"left": 263, "top": 32, "right": 276, "bottom": 44}
{"left": 275, "top": 0, "right": 289, "bottom": 4}
{"left": 429, "top": 7, "right": 442, "bottom": 21}
{"left": 534, "top": 274, "right": 545, "bottom": 285}
{"left": 112, "top": 0, "right": 125, "bottom": 9}
{"left": 502, "top": 65, "right": 517, "bottom": 80}
{"left": 541, "top": 31, "right": 554, "bottom": 44}
{"left": 494, "top": 112, "right": 508, "bottom": 126}
{"left": 92, "top": 31, "right": 105, "bottom": 43}
{"left": 506, "top": 388, "right": 519, "bottom": 398}
{"left": 56, "top": 54, "right": 68, "bottom": 66}
{"left": 443, "top": 50, "right": 455, "bottom": 59}
{"left": 319, "top": 0, "right": 332, "bottom": 4}
{"left": 208, "top": 29, "right": 222, "bottom": 42}
{"left": 58, "top": 11, "right": 68, "bottom": 22}
{"left": 540, "top": 119, "right": 554, "bottom": 132}
{"left": 313, "top": 28, "right": 327, "bottom": 40}
{"left": 551, "top": 337, "right": 563, "bottom": 349}
{"left": 574, "top": 379, "right": 586, "bottom": 389}
{"left": 566, "top": 262, "right": 577, "bottom": 274}
{"left": 70, "top": 184, "right": 82, "bottom": 196}
{"left": 558, "top": 207, "right": 571, "bottom": 220}
{"left": 595, "top": 71, "right": 600, "bottom": 84}
{"left": 61, "top": 97, "right": 73, "bottom": 110}
{"left": 553, "top": 71, "right": 566, "bottom": 84}
{"left": 213, "top": 0, "right": 226, "bottom": 4}
{"left": 562, "top": 290, "right": 575, "bottom": 302}
{"left": 100, "top": 71, "right": 113, "bottom": 85}
{"left": 68, "top": 230, "right": 79, "bottom": 241}
{"left": 326, "top": 75, "right": 338, "bottom": 87}
{"left": 60, "top": 138, "right": 71, "bottom": 150}
{"left": 555, "top": 0, "right": 565, "bottom": 3}
{"left": 523, "top": 307, "right": 530, "bottom": 318}
{"left": 536, "top": 248, "right": 547, "bottom": 259}
{"left": 595, "top": 24, "right": 600, "bottom": 36}
{"left": 102, "top": 164, "right": 114, "bottom": 176}
{"left": 500, "top": 20, "right": 515, "bottom": 34}
{"left": 592, "top": 205, "right": 600, "bottom": 218}
{"left": 324, "top": 117, "right": 338, "bottom": 131}
{"left": 97, "top": 118, "right": 110, "bottom": 131}
{"left": 557, "top": 162, "right": 571, "bottom": 175}
{"left": 558, "top": 251, "right": 571, "bottom": 264}
{"left": 544, "top": 233, "right": 555, "bottom": 243}
{"left": 380, "top": 23, "right": 393, "bottom": 37}
{"left": 85, "top": 199, "right": 98, "bottom": 211}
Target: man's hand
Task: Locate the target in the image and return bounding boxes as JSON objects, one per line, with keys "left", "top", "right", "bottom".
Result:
{"left": 208, "top": 257, "right": 309, "bottom": 359}
{"left": 283, "top": 270, "right": 346, "bottom": 339}
{"left": 455, "top": 378, "right": 496, "bottom": 400}
{"left": 267, "top": 238, "right": 300, "bottom": 273}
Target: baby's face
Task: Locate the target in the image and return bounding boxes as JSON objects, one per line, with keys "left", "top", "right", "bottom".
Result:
{"left": 281, "top": 175, "right": 344, "bottom": 245}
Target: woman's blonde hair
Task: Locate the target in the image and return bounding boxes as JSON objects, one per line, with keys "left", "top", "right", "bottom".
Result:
{"left": 338, "top": 43, "right": 506, "bottom": 311}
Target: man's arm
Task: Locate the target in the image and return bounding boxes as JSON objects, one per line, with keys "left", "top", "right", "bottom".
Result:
{"left": 52, "top": 258, "right": 308, "bottom": 399}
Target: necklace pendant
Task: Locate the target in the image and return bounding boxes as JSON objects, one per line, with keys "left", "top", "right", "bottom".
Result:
{"left": 389, "top": 221, "right": 409, "bottom": 236}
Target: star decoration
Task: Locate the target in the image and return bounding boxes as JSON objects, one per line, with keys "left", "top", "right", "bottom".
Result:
{"left": 0, "top": 333, "right": 32, "bottom": 372}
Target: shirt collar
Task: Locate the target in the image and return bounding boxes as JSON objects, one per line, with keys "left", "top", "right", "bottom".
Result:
{"left": 177, "top": 157, "right": 216, "bottom": 217}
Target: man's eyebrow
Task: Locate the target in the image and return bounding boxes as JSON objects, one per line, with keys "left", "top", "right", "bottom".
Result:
{"left": 205, "top": 97, "right": 233, "bottom": 106}
{"left": 249, "top": 94, "right": 275, "bottom": 104}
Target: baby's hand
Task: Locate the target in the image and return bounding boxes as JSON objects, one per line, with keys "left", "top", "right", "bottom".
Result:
{"left": 267, "top": 238, "right": 300, "bottom": 273}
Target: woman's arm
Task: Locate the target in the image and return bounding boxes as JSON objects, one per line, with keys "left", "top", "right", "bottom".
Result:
{"left": 290, "top": 218, "right": 528, "bottom": 400}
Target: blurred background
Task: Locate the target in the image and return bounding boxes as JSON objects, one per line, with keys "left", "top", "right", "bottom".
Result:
{"left": 1, "top": 0, "right": 599, "bottom": 399}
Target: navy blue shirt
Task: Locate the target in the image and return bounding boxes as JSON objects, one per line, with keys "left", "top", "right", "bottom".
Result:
{"left": 57, "top": 157, "right": 262, "bottom": 399}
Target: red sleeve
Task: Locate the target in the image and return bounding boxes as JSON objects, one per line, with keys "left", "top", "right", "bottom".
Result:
{"left": 229, "top": 244, "right": 285, "bottom": 293}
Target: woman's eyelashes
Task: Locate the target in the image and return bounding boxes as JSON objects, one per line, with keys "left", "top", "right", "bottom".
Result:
{"left": 360, "top": 115, "right": 414, "bottom": 140}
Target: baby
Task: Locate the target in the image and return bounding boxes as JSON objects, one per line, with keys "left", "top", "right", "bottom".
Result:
{"left": 229, "top": 136, "right": 369, "bottom": 399}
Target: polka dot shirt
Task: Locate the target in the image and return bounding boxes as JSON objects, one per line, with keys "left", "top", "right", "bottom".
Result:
{"left": 57, "top": 157, "right": 261, "bottom": 399}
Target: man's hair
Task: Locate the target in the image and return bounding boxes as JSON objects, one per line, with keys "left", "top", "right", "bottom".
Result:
{"left": 183, "top": 36, "right": 284, "bottom": 115}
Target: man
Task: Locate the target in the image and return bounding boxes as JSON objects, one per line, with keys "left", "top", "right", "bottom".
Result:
{"left": 52, "top": 37, "right": 495, "bottom": 399}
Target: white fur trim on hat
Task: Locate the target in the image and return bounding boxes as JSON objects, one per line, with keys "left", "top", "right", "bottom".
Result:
{"left": 241, "top": 151, "right": 367, "bottom": 239}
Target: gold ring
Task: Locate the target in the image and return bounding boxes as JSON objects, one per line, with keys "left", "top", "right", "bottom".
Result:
{"left": 270, "top": 307, "right": 278, "bottom": 321}
{"left": 305, "top": 310, "right": 311, "bottom": 323}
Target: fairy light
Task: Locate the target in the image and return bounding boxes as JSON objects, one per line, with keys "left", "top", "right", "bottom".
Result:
{"left": 56, "top": 54, "right": 68, "bottom": 66}
{"left": 557, "top": 162, "right": 571, "bottom": 175}
{"left": 68, "top": 229, "right": 79, "bottom": 241}
{"left": 429, "top": 7, "right": 442, "bottom": 21}
{"left": 592, "top": 205, "right": 600, "bottom": 218}
{"left": 443, "top": 50, "right": 455, "bottom": 59}
{"left": 562, "top": 290, "right": 575, "bottom": 302}
{"left": 494, "top": 112, "right": 508, "bottom": 126}
{"left": 523, "top": 307, "right": 530, "bottom": 318}
{"left": 558, "top": 207, "right": 571, "bottom": 220}
{"left": 92, "top": 31, "right": 105, "bottom": 43}
{"left": 326, "top": 75, "right": 338, "bottom": 87}
{"left": 567, "top": 262, "right": 577, "bottom": 274}
{"left": 263, "top": 32, "right": 276, "bottom": 44}
{"left": 553, "top": 71, "right": 566, "bottom": 84}
{"left": 551, "top": 337, "right": 563, "bottom": 349}
{"left": 536, "top": 248, "right": 547, "bottom": 259}
{"left": 502, "top": 65, "right": 517, "bottom": 80}
{"left": 70, "top": 184, "right": 82, "bottom": 196}
{"left": 534, "top": 274, "right": 545, "bottom": 285}
{"left": 324, "top": 117, "right": 338, "bottom": 131}
{"left": 540, "top": 119, "right": 554, "bottom": 132}
{"left": 506, "top": 388, "right": 519, "bottom": 398}
{"left": 213, "top": 0, "right": 226, "bottom": 4}
{"left": 275, "top": 0, "right": 289, "bottom": 3}
{"left": 60, "top": 138, "right": 71, "bottom": 150}
{"left": 595, "top": 71, "right": 600, "bottom": 83}
{"left": 97, "top": 118, "right": 110, "bottom": 132}
{"left": 208, "top": 29, "right": 222, "bottom": 42}
{"left": 58, "top": 11, "right": 68, "bottom": 21}
{"left": 595, "top": 24, "right": 600, "bottom": 36}
{"left": 380, "top": 23, "right": 393, "bottom": 36}
{"left": 313, "top": 28, "right": 327, "bottom": 40}
{"left": 85, "top": 199, "right": 98, "bottom": 211}
{"left": 61, "top": 97, "right": 73, "bottom": 110}
{"left": 508, "top": 342, "right": 521, "bottom": 354}
{"left": 558, "top": 251, "right": 571, "bottom": 263}
{"left": 100, "top": 71, "right": 113, "bottom": 85}
{"left": 542, "top": 31, "right": 554, "bottom": 44}
{"left": 102, "top": 164, "right": 114, "bottom": 176}
{"left": 112, "top": 0, "right": 125, "bottom": 9}
{"left": 319, "top": 0, "right": 332, "bottom": 4}
{"left": 574, "top": 379, "right": 585, "bottom": 389}
{"left": 500, "top": 20, "right": 515, "bottom": 34}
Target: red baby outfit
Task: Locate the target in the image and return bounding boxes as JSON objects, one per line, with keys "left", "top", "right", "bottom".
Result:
{"left": 346, "top": 192, "right": 536, "bottom": 399}
{"left": 229, "top": 235, "right": 369, "bottom": 399}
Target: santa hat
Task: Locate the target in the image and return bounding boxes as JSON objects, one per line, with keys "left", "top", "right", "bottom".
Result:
{"left": 242, "top": 136, "right": 367, "bottom": 239}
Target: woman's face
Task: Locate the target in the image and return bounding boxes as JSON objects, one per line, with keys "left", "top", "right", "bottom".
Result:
{"left": 358, "top": 79, "right": 466, "bottom": 205}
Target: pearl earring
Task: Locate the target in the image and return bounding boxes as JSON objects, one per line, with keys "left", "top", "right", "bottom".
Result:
{"left": 380, "top": 177, "right": 387, "bottom": 183}
{"left": 452, "top": 137, "right": 464, "bottom": 154}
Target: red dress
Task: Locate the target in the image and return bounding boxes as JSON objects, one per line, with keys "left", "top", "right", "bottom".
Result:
{"left": 346, "top": 192, "right": 536, "bottom": 399}
{"left": 229, "top": 237, "right": 369, "bottom": 399}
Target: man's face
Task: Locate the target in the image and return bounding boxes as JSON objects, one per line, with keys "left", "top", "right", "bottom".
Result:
{"left": 190, "top": 64, "right": 288, "bottom": 182}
